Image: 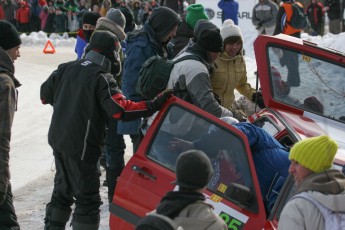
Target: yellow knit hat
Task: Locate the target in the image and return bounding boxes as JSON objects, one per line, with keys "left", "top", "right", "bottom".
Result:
{"left": 289, "top": 135, "right": 338, "bottom": 173}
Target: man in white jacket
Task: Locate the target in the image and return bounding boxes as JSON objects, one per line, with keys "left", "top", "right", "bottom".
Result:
{"left": 278, "top": 135, "right": 345, "bottom": 229}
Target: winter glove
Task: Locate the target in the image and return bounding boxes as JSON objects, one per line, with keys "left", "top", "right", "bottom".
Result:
{"left": 146, "top": 89, "right": 174, "bottom": 112}
{"left": 0, "top": 185, "right": 7, "bottom": 206}
{"left": 252, "top": 91, "right": 265, "bottom": 109}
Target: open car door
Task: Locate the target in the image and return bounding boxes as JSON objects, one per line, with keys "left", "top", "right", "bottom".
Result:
{"left": 110, "top": 97, "right": 268, "bottom": 230}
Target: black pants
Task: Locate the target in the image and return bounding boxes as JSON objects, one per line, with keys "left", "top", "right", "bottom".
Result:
{"left": 45, "top": 151, "right": 102, "bottom": 227}
{"left": 0, "top": 183, "right": 20, "bottom": 230}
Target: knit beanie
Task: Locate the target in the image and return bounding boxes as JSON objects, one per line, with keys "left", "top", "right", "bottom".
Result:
{"left": 220, "top": 19, "right": 242, "bottom": 43}
{"left": 148, "top": 6, "right": 181, "bottom": 41}
{"left": 289, "top": 135, "right": 338, "bottom": 173}
{"left": 82, "top": 11, "right": 101, "bottom": 25}
{"left": 173, "top": 150, "right": 214, "bottom": 190}
{"left": 185, "top": 4, "right": 209, "bottom": 29}
{"left": 87, "top": 30, "right": 119, "bottom": 59}
{"left": 194, "top": 19, "right": 223, "bottom": 53}
{"left": 106, "top": 8, "right": 126, "bottom": 30}
{"left": 0, "top": 20, "right": 21, "bottom": 50}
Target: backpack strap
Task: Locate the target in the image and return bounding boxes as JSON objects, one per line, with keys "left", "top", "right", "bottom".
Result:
{"left": 147, "top": 213, "right": 183, "bottom": 230}
{"left": 292, "top": 192, "right": 330, "bottom": 218}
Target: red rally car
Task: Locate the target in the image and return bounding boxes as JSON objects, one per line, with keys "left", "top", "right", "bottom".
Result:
{"left": 109, "top": 34, "right": 345, "bottom": 229}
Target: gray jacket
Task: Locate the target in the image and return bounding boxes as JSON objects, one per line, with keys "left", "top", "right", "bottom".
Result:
{"left": 0, "top": 47, "right": 20, "bottom": 194}
{"left": 168, "top": 49, "right": 232, "bottom": 118}
{"left": 174, "top": 201, "right": 227, "bottom": 230}
{"left": 278, "top": 169, "right": 345, "bottom": 230}
{"left": 252, "top": 0, "right": 278, "bottom": 28}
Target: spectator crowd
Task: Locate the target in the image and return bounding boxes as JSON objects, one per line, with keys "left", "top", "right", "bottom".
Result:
{"left": 0, "top": 0, "right": 193, "bottom": 34}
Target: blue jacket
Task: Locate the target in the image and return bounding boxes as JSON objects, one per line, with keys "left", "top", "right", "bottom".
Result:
{"left": 75, "top": 31, "right": 87, "bottom": 60}
{"left": 234, "top": 123, "right": 290, "bottom": 212}
{"left": 218, "top": 0, "right": 239, "bottom": 25}
{"left": 118, "top": 22, "right": 164, "bottom": 134}
{"left": 194, "top": 122, "right": 290, "bottom": 212}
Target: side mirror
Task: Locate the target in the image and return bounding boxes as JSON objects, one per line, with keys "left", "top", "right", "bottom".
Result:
{"left": 225, "top": 183, "right": 252, "bottom": 208}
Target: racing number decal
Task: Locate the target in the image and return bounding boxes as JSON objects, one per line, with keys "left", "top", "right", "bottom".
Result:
{"left": 219, "top": 211, "right": 244, "bottom": 230}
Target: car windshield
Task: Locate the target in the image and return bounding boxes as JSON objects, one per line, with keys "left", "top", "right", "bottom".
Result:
{"left": 267, "top": 46, "right": 345, "bottom": 123}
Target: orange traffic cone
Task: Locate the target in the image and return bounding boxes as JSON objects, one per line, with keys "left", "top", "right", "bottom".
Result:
{"left": 43, "top": 40, "right": 56, "bottom": 54}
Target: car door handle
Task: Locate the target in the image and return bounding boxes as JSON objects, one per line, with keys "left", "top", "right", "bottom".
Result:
{"left": 132, "top": 165, "right": 157, "bottom": 181}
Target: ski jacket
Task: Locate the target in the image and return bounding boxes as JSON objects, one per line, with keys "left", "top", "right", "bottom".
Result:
{"left": 40, "top": 51, "right": 153, "bottom": 163}
{"left": 0, "top": 47, "right": 21, "bottom": 195}
{"left": 168, "top": 42, "right": 232, "bottom": 118}
{"left": 118, "top": 22, "right": 165, "bottom": 134}
{"left": 273, "top": 2, "right": 301, "bottom": 37}
{"left": 218, "top": 0, "right": 239, "bottom": 25}
{"left": 16, "top": 5, "right": 30, "bottom": 24}
{"left": 252, "top": 0, "right": 278, "bottom": 28}
{"left": 211, "top": 51, "right": 256, "bottom": 109}
{"left": 279, "top": 169, "right": 345, "bottom": 230}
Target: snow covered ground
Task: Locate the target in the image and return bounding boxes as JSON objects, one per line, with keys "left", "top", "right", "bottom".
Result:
{"left": 9, "top": 27, "right": 345, "bottom": 229}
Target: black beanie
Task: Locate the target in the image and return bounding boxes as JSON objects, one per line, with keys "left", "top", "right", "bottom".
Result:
{"left": 82, "top": 11, "right": 101, "bottom": 26}
{"left": 194, "top": 19, "right": 223, "bottom": 53}
{"left": 148, "top": 6, "right": 180, "bottom": 41}
{"left": 173, "top": 150, "right": 213, "bottom": 190}
{"left": 0, "top": 20, "right": 21, "bottom": 50}
{"left": 87, "top": 31, "right": 119, "bottom": 59}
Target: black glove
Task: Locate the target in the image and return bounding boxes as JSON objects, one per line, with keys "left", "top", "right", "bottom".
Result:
{"left": 252, "top": 91, "right": 265, "bottom": 109}
{"left": 0, "top": 186, "right": 7, "bottom": 206}
{"left": 146, "top": 89, "right": 174, "bottom": 112}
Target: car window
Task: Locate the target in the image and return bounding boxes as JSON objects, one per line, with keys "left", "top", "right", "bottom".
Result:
{"left": 268, "top": 46, "right": 345, "bottom": 123}
{"left": 147, "top": 105, "right": 258, "bottom": 212}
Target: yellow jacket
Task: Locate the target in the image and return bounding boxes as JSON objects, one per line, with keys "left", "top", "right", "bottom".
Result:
{"left": 211, "top": 51, "right": 256, "bottom": 109}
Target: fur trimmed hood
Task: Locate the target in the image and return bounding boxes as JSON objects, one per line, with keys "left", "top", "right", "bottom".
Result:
{"left": 95, "top": 17, "right": 126, "bottom": 41}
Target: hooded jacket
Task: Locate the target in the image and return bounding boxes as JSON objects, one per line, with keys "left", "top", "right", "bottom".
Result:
{"left": 0, "top": 47, "right": 21, "bottom": 195}
{"left": 155, "top": 191, "right": 227, "bottom": 230}
{"left": 278, "top": 169, "right": 345, "bottom": 230}
{"left": 212, "top": 50, "right": 256, "bottom": 110}
{"left": 168, "top": 19, "right": 194, "bottom": 58}
{"left": 168, "top": 20, "right": 232, "bottom": 118}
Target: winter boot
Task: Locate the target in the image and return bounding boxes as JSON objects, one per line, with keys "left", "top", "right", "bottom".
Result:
{"left": 106, "top": 166, "right": 124, "bottom": 203}
{"left": 72, "top": 214, "right": 100, "bottom": 230}
{"left": 72, "top": 222, "right": 99, "bottom": 230}
{"left": 44, "top": 203, "right": 71, "bottom": 230}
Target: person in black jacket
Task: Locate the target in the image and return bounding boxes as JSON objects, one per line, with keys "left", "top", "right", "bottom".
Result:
{"left": 324, "top": 0, "right": 341, "bottom": 34}
{"left": 40, "top": 30, "right": 172, "bottom": 230}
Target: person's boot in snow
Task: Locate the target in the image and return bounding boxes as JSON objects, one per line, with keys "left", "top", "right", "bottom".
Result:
{"left": 44, "top": 203, "right": 71, "bottom": 230}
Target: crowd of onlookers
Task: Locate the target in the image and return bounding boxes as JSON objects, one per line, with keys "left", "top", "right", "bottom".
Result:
{"left": 0, "top": 0, "right": 343, "bottom": 35}
{"left": 0, "top": 0, "right": 194, "bottom": 34}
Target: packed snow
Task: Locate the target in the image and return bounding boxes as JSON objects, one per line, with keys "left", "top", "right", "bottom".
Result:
{"left": 9, "top": 20, "right": 345, "bottom": 230}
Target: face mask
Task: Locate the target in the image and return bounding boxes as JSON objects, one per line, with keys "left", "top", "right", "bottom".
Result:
{"left": 83, "top": 29, "right": 94, "bottom": 43}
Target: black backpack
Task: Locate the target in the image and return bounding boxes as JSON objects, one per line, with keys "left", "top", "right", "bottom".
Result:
{"left": 136, "top": 54, "right": 200, "bottom": 100}
{"left": 289, "top": 2, "right": 309, "bottom": 30}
